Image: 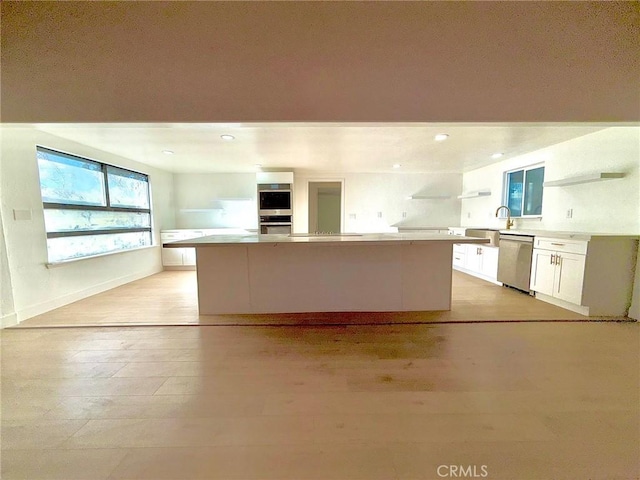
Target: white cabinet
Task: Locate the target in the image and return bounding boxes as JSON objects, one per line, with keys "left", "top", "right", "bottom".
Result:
{"left": 530, "top": 235, "right": 637, "bottom": 317}
{"left": 464, "top": 244, "right": 499, "bottom": 283}
{"left": 531, "top": 248, "right": 585, "bottom": 305}
{"left": 161, "top": 230, "right": 203, "bottom": 269}
{"left": 453, "top": 243, "right": 500, "bottom": 284}
{"left": 161, "top": 247, "right": 187, "bottom": 266}
{"left": 478, "top": 245, "right": 499, "bottom": 280}
{"left": 452, "top": 243, "right": 466, "bottom": 268}
{"left": 161, "top": 228, "right": 253, "bottom": 270}
{"left": 449, "top": 228, "right": 499, "bottom": 284}
{"left": 448, "top": 227, "right": 466, "bottom": 237}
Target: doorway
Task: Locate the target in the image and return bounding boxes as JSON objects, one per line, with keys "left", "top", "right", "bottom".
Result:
{"left": 308, "top": 181, "right": 343, "bottom": 234}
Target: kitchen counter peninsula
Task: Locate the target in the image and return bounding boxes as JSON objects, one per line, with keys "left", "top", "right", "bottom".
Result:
{"left": 165, "top": 232, "right": 488, "bottom": 314}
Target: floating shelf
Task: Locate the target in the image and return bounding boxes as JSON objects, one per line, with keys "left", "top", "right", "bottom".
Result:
{"left": 457, "top": 190, "right": 491, "bottom": 199}
{"left": 408, "top": 194, "right": 452, "bottom": 200}
{"left": 543, "top": 172, "right": 625, "bottom": 187}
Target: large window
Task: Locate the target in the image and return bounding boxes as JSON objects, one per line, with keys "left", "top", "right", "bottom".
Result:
{"left": 37, "top": 147, "right": 152, "bottom": 263}
{"left": 503, "top": 164, "right": 545, "bottom": 217}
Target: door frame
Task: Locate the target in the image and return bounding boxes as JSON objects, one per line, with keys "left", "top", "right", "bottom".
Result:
{"left": 307, "top": 178, "right": 345, "bottom": 234}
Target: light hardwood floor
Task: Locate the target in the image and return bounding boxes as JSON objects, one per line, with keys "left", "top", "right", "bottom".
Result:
{"left": 18, "top": 270, "right": 592, "bottom": 328}
{"left": 2, "top": 271, "right": 638, "bottom": 479}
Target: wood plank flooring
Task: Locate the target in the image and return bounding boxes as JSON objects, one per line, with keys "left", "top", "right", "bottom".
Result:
{"left": 2, "top": 271, "right": 638, "bottom": 479}
{"left": 18, "top": 270, "right": 591, "bottom": 328}
{"left": 2, "top": 321, "right": 638, "bottom": 479}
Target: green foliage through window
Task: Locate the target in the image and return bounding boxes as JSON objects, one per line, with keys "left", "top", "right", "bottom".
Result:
{"left": 37, "top": 147, "right": 152, "bottom": 262}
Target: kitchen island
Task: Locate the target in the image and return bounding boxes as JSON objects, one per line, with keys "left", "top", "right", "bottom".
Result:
{"left": 164, "top": 232, "right": 488, "bottom": 314}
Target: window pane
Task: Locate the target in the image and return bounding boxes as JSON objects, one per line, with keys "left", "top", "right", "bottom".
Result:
{"left": 44, "top": 209, "right": 151, "bottom": 233}
{"left": 37, "top": 149, "right": 106, "bottom": 206}
{"left": 107, "top": 166, "right": 150, "bottom": 209}
{"left": 506, "top": 170, "right": 524, "bottom": 217}
{"left": 523, "top": 166, "right": 545, "bottom": 216}
{"left": 46, "top": 231, "right": 152, "bottom": 263}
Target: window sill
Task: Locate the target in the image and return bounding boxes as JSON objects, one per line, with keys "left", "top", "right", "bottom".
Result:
{"left": 45, "top": 245, "right": 159, "bottom": 268}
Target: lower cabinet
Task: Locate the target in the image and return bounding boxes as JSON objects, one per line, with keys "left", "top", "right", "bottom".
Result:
{"left": 161, "top": 228, "right": 253, "bottom": 270}
{"left": 530, "top": 248, "right": 585, "bottom": 305}
{"left": 161, "top": 246, "right": 196, "bottom": 268}
{"left": 530, "top": 235, "right": 637, "bottom": 317}
{"left": 161, "top": 230, "right": 202, "bottom": 269}
{"left": 453, "top": 244, "right": 500, "bottom": 284}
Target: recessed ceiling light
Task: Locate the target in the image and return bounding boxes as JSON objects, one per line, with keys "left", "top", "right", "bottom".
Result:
{"left": 392, "top": 164, "right": 402, "bottom": 169}
{"left": 220, "top": 134, "right": 235, "bottom": 141}
{"left": 162, "top": 150, "right": 174, "bottom": 155}
{"left": 492, "top": 152, "right": 504, "bottom": 159}
{"left": 434, "top": 133, "right": 449, "bottom": 142}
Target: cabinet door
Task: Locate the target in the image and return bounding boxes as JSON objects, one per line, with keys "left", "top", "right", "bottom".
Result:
{"left": 479, "top": 246, "right": 499, "bottom": 280}
{"left": 182, "top": 248, "right": 197, "bottom": 266}
{"left": 555, "top": 252, "right": 586, "bottom": 305}
{"left": 161, "top": 248, "right": 184, "bottom": 266}
{"left": 464, "top": 245, "right": 482, "bottom": 273}
{"left": 530, "top": 249, "right": 555, "bottom": 296}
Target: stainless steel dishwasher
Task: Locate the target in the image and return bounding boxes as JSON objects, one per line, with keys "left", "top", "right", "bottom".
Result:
{"left": 497, "top": 233, "right": 534, "bottom": 293}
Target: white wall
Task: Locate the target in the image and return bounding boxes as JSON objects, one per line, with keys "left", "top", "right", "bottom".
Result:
{"left": 460, "top": 127, "right": 640, "bottom": 234}
{"left": 0, "top": 202, "right": 17, "bottom": 327}
{"left": 173, "top": 171, "right": 463, "bottom": 234}
{"left": 0, "top": 126, "right": 175, "bottom": 325}
{"left": 294, "top": 172, "right": 463, "bottom": 233}
{"left": 173, "top": 173, "right": 258, "bottom": 230}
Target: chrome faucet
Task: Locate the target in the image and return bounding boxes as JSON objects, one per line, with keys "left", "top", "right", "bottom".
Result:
{"left": 495, "top": 205, "right": 514, "bottom": 230}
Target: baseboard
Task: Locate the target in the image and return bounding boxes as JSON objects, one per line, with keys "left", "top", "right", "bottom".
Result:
{"left": 14, "top": 266, "right": 163, "bottom": 323}
{"left": 453, "top": 267, "right": 501, "bottom": 286}
{"left": 1, "top": 312, "right": 18, "bottom": 328}
{"left": 163, "top": 265, "right": 196, "bottom": 271}
{"left": 534, "top": 293, "right": 590, "bottom": 316}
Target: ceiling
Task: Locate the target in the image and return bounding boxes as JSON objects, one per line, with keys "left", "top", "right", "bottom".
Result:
{"left": 30, "top": 123, "right": 609, "bottom": 175}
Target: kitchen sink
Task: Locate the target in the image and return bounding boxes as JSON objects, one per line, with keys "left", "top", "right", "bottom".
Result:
{"left": 464, "top": 228, "right": 501, "bottom": 247}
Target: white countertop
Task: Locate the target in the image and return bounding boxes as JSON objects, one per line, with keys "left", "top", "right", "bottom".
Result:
{"left": 452, "top": 226, "right": 638, "bottom": 241}
{"left": 497, "top": 229, "right": 639, "bottom": 240}
{"left": 164, "top": 232, "right": 491, "bottom": 247}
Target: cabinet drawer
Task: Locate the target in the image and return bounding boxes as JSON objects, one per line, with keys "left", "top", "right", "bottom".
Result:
{"left": 453, "top": 253, "right": 466, "bottom": 268}
{"left": 453, "top": 243, "right": 466, "bottom": 254}
{"left": 161, "top": 233, "right": 181, "bottom": 242}
{"left": 534, "top": 237, "right": 588, "bottom": 255}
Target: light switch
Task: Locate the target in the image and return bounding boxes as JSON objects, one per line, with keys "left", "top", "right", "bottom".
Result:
{"left": 13, "top": 209, "right": 32, "bottom": 221}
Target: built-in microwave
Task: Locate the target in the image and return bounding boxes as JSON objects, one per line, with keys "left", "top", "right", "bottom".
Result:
{"left": 258, "top": 183, "right": 292, "bottom": 215}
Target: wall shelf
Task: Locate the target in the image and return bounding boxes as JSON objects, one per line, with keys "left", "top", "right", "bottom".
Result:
{"left": 543, "top": 172, "right": 625, "bottom": 187}
{"left": 408, "top": 194, "right": 452, "bottom": 200}
{"left": 457, "top": 190, "right": 491, "bottom": 199}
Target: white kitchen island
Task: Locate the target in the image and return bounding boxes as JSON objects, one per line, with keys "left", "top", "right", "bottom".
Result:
{"left": 164, "top": 232, "right": 488, "bottom": 314}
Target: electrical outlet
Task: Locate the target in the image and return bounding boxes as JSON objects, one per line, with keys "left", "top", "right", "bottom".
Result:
{"left": 349, "top": 213, "right": 356, "bottom": 220}
{"left": 467, "top": 212, "right": 471, "bottom": 219}
{"left": 402, "top": 212, "right": 407, "bottom": 218}
{"left": 566, "top": 208, "right": 573, "bottom": 219}
{"left": 377, "top": 212, "right": 382, "bottom": 218}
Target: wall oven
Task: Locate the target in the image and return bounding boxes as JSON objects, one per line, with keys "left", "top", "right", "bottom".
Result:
{"left": 258, "top": 184, "right": 292, "bottom": 216}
